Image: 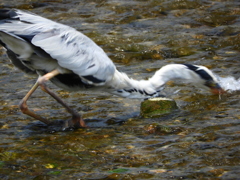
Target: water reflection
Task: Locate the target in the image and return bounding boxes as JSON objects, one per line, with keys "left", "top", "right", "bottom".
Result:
{"left": 0, "top": 0, "right": 240, "bottom": 179}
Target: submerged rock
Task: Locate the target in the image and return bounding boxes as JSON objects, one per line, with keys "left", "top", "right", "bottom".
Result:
{"left": 140, "top": 97, "right": 178, "bottom": 118}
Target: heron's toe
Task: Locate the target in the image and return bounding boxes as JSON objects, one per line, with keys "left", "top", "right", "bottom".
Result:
{"left": 63, "top": 118, "right": 87, "bottom": 130}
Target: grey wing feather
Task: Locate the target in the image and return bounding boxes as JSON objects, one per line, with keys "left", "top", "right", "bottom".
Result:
{"left": 0, "top": 9, "right": 116, "bottom": 85}
{"left": 31, "top": 28, "right": 116, "bottom": 84}
{"left": 6, "top": 49, "right": 37, "bottom": 75}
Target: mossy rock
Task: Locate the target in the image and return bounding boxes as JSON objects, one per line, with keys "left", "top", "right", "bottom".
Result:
{"left": 140, "top": 97, "right": 178, "bottom": 118}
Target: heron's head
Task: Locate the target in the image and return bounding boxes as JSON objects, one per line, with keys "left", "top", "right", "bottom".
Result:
{"left": 184, "top": 64, "right": 225, "bottom": 95}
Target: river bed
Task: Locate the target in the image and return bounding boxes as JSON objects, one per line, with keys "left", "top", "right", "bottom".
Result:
{"left": 0, "top": 0, "right": 240, "bottom": 179}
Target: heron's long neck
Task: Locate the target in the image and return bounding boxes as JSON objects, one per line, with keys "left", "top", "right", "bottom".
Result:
{"left": 106, "top": 64, "right": 195, "bottom": 98}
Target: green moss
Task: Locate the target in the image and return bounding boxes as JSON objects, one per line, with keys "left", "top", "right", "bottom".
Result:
{"left": 140, "top": 98, "right": 178, "bottom": 118}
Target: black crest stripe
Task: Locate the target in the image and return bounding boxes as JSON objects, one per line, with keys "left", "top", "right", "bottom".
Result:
{"left": 184, "top": 64, "right": 213, "bottom": 81}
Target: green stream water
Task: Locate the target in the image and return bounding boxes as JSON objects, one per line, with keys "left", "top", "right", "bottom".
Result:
{"left": 0, "top": 0, "right": 239, "bottom": 179}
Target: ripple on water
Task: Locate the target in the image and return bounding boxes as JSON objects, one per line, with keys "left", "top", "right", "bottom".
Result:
{"left": 218, "top": 76, "right": 240, "bottom": 92}
{"left": 0, "top": 0, "right": 240, "bottom": 179}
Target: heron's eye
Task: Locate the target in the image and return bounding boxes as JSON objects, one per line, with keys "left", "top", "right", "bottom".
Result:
{"left": 205, "top": 80, "right": 215, "bottom": 88}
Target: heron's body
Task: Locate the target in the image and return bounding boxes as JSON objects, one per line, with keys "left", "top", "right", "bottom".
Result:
{"left": 0, "top": 9, "right": 115, "bottom": 90}
{"left": 0, "top": 9, "right": 224, "bottom": 128}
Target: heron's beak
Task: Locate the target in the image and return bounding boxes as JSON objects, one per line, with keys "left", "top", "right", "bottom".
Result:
{"left": 205, "top": 81, "right": 225, "bottom": 94}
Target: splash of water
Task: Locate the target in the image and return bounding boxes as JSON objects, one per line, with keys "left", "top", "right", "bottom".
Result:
{"left": 217, "top": 76, "right": 240, "bottom": 92}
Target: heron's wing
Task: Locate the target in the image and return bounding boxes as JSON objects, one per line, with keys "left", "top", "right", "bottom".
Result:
{"left": 32, "top": 28, "right": 116, "bottom": 85}
{"left": 0, "top": 9, "right": 116, "bottom": 85}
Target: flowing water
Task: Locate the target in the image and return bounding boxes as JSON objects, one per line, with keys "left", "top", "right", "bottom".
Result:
{"left": 218, "top": 76, "right": 240, "bottom": 92}
{"left": 0, "top": 0, "right": 240, "bottom": 179}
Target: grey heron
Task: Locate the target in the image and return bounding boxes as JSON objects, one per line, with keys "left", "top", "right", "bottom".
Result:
{"left": 0, "top": 9, "right": 224, "bottom": 128}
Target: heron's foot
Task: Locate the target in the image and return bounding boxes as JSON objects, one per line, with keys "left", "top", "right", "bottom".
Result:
{"left": 63, "top": 115, "right": 87, "bottom": 129}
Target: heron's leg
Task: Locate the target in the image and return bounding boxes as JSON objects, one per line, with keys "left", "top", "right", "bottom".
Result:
{"left": 19, "top": 79, "right": 51, "bottom": 125}
{"left": 37, "top": 70, "right": 86, "bottom": 128}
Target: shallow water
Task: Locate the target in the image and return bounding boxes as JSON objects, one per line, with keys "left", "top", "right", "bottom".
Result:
{"left": 0, "top": 0, "right": 240, "bottom": 179}
{"left": 218, "top": 76, "right": 240, "bottom": 92}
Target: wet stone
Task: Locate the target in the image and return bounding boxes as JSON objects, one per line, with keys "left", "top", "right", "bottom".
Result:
{"left": 140, "top": 97, "right": 178, "bottom": 118}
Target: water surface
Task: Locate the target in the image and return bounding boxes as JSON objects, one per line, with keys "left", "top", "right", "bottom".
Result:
{"left": 0, "top": 0, "right": 240, "bottom": 179}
